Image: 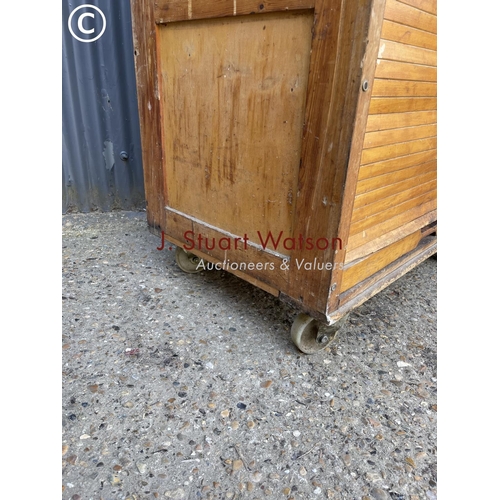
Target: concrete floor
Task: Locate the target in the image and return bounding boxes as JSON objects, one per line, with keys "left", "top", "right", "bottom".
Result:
{"left": 62, "top": 211, "right": 437, "bottom": 500}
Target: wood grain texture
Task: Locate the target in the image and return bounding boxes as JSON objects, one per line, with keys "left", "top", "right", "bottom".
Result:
{"left": 361, "top": 137, "right": 436, "bottom": 164}
{"left": 363, "top": 123, "right": 436, "bottom": 148}
{"left": 398, "top": 0, "right": 436, "bottom": 15}
{"left": 339, "top": 0, "right": 437, "bottom": 295}
{"left": 381, "top": 19, "right": 436, "bottom": 50}
{"left": 327, "top": 0, "right": 387, "bottom": 313}
{"left": 384, "top": 0, "right": 436, "bottom": 33}
{"left": 348, "top": 201, "right": 436, "bottom": 253}
{"left": 378, "top": 39, "right": 436, "bottom": 65}
{"left": 358, "top": 148, "right": 436, "bottom": 179}
{"left": 369, "top": 97, "right": 436, "bottom": 114}
{"left": 361, "top": 138, "right": 437, "bottom": 165}
{"left": 374, "top": 59, "right": 437, "bottom": 81}
{"left": 158, "top": 12, "right": 313, "bottom": 255}
{"left": 286, "top": 0, "right": 386, "bottom": 314}
{"left": 345, "top": 209, "right": 436, "bottom": 262}
{"left": 340, "top": 230, "right": 421, "bottom": 291}
{"left": 351, "top": 179, "right": 436, "bottom": 223}
{"left": 371, "top": 79, "right": 436, "bottom": 97}
{"left": 350, "top": 187, "right": 436, "bottom": 235}
{"left": 334, "top": 235, "right": 435, "bottom": 312}
{"left": 366, "top": 110, "right": 436, "bottom": 132}
{"left": 130, "top": 0, "right": 165, "bottom": 231}
{"left": 155, "top": 0, "right": 315, "bottom": 23}
{"left": 356, "top": 158, "right": 435, "bottom": 193}
{"left": 353, "top": 169, "right": 436, "bottom": 208}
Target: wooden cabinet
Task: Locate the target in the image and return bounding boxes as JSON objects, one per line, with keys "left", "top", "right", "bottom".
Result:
{"left": 130, "top": 0, "right": 437, "bottom": 352}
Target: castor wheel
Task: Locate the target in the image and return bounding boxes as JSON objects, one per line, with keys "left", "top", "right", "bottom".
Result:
{"left": 175, "top": 247, "right": 203, "bottom": 273}
{"left": 291, "top": 313, "right": 349, "bottom": 354}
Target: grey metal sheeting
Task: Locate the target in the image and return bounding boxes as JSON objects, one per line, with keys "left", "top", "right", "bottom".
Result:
{"left": 63, "top": 1, "right": 145, "bottom": 212}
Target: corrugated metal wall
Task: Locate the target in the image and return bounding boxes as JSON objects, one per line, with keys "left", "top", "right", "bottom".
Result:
{"left": 62, "top": 1, "right": 145, "bottom": 212}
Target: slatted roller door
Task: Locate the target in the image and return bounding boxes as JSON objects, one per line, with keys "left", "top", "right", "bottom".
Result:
{"left": 341, "top": 0, "right": 437, "bottom": 292}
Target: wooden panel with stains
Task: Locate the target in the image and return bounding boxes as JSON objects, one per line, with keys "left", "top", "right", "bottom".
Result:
{"left": 158, "top": 12, "right": 313, "bottom": 256}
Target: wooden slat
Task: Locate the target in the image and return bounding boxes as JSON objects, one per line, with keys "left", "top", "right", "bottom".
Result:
{"left": 378, "top": 39, "right": 436, "bottom": 66}
{"left": 421, "top": 221, "right": 437, "bottom": 238}
{"left": 381, "top": 19, "right": 436, "bottom": 50}
{"left": 340, "top": 231, "right": 421, "bottom": 292}
{"left": 352, "top": 179, "right": 436, "bottom": 222}
{"left": 345, "top": 209, "right": 436, "bottom": 262}
{"left": 363, "top": 124, "right": 436, "bottom": 148}
{"left": 334, "top": 235, "right": 436, "bottom": 311}
{"left": 371, "top": 79, "right": 436, "bottom": 97}
{"left": 164, "top": 208, "right": 289, "bottom": 290}
{"left": 154, "top": 0, "right": 315, "bottom": 23}
{"left": 384, "top": 0, "right": 437, "bottom": 34}
{"left": 287, "top": 0, "right": 382, "bottom": 312}
{"left": 356, "top": 158, "right": 435, "bottom": 193}
{"left": 130, "top": 0, "right": 166, "bottom": 232}
{"left": 354, "top": 169, "right": 436, "bottom": 208}
{"left": 328, "top": 0, "right": 388, "bottom": 311}
{"left": 398, "top": 0, "right": 437, "bottom": 15}
{"left": 350, "top": 188, "right": 436, "bottom": 235}
{"left": 374, "top": 59, "right": 436, "bottom": 82}
{"left": 361, "top": 137, "right": 436, "bottom": 165}
{"left": 366, "top": 110, "right": 436, "bottom": 131}
{"left": 348, "top": 200, "right": 436, "bottom": 251}
{"left": 358, "top": 148, "right": 436, "bottom": 179}
{"left": 369, "top": 96, "right": 436, "bottom": 114}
